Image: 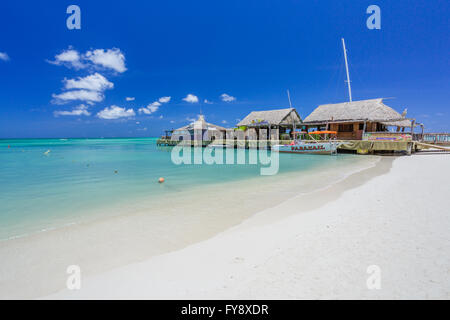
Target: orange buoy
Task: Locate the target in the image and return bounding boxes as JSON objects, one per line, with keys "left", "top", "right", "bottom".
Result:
{"left": 7, "top": 145, "right": 10, "bottom": 148}
{"left": 158, "top": 177, "right": 165, "bottom": 183}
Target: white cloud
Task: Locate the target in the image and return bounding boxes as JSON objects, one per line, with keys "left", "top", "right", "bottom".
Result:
{"left": 54, "top": 104, "right": 90, "bottom": 117}
{"left": 63, "top": 73, "right": 113, "bottom": 92}
{"left": 48, "top": 48, "right": 84, "bottom": 69}
{"left": 138, "top": 108, "right": 151, "bottom": 114}
{"left": 48, "top": 47, "right": 126, "bottom": 106}
{"left": 48, "top": 47, "right": 127, "bottom": 73}
{"left": 222, "top": 120, "right": 227, "bottom": 124}
{"left": 204, "top": 99, "right": 213, "bottom": 104}
{"left": 138, "top": 96, "right": 170, "bottom": 115}
{"left": 170, "top": 120, "right": 175, "bottom": 124}
{"left": 52, "top": 74, "right": 112, "bottom": 105}
{"left": 149, "top": 102, "right": 162, "bottom": 112}
{"left": 126, "top": 97, "right": 135, "bottom": 101}
{"left": 97, "top": 105, "right": 135, "bottom": 119}
{"left": 220, "top": 93, "right": 236, "bottom": 102}
{"left": 139, "top": 101, "right": 161, "bottom": 114}
{"left": 159, "top": 115, "right": 163, "bottom": 119}
{"left": 52, "top": 90, "right": 104, "bottom": 104}
{"left": 159, "top": 96, "right": 171, "bottom": 103}
{"left": 183, "top": 94, "right": 199, "bottom": 103}
{"left": 85, "top": 48, "right": 127, "bottom": 73}
{"left": 0, "top": 52, "right": 10, "bottom": 61}
{"left": 186, "top": 117, "right": 196, "bottom": 122}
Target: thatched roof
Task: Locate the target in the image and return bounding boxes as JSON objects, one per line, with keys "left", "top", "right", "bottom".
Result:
{"left": 174, "top": 115, "right": 227, "bottom": 132}
{"left": 303, "top": 99, "right": 406, "bottom": 124}
{"left": 237, "top": 108, "right": 302, "bottom": 126}
{"left": 381, "top": 119, "right": 415, "bottom": 127}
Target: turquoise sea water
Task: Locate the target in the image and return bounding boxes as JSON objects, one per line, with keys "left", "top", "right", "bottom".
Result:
{"left": 0, "top": 138, "right": 361, "bottom": 240}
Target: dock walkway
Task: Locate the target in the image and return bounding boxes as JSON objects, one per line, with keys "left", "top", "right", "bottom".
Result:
{"left": 156, "top": 138, "right": 425, "bottom": 154}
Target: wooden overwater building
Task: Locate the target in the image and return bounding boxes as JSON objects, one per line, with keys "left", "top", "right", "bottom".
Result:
{"left": 302, "top": 98, "right": 420, "bottom": 140}
{"left": 237, "top": 108, "right": 302, "bottom": 140}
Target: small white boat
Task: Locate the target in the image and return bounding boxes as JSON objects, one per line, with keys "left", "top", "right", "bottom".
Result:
{"left": 272, "top": 131, "right": 340, "bottom": 155}
{"left": 272, "top": 141, "right": 339, "bottom": 154}
{"left": 207, "top": 144, "right": 230, "bottom": 148}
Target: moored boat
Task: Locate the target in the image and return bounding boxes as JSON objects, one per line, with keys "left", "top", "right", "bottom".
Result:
{"left": 272, "top": 131, "right": 340, "bottom": 155}
{"left": 272, "top": 141, "right": 339, "bottom": 154}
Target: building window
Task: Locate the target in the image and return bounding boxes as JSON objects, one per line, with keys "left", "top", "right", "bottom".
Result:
{"left": 359, "top": 123, "right": 364, "bottom": 130}
{"left": 376, "top": 123, "right": 385, "bottom": 132}
{"left": 338, "top": 124, "right": 353, "bottom": 132}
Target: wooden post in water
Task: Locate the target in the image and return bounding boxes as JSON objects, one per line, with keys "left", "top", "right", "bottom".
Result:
{"left": 268, "top": 123, "right": 271, "bottom": 147}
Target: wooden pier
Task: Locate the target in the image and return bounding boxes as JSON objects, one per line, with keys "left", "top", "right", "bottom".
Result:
{"left": 156, "top": 138, "right": 432, "bottom": 155}
{"left": 415, "top": 133, "right": 450, "bottom": 146}
{"left": 156, "top": 139, "right": 292, "bottom": 148}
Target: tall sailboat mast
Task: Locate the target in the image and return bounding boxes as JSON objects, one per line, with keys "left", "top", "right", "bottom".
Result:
{"left": 341, "top": 38, "right": 352, "bottom": 102}
{"left": 286, "top": 89, "right": 296, "bottom": 133}
{"left": 287, "top": 89, "right": 293, "bottom": 108}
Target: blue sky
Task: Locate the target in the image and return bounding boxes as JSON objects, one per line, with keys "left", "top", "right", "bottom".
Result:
{"left": 0, "top": 0, "right": 448, "bottom": 138}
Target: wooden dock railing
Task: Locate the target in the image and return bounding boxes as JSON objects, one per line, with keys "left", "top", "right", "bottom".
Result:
{"left": 414, "top": 133, "right": 450, "bottom": 145}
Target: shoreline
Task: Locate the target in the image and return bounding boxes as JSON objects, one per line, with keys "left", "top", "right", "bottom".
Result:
{"left": 47, "top": 154, "right": 450, "bottom": 299}
{"left": 0, "top": 154, "right": 382, "bottom": 299}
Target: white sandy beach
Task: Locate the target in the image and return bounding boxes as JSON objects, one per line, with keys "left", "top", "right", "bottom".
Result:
{"left": 46, "top": 154, "right": 450, "bottom": 300}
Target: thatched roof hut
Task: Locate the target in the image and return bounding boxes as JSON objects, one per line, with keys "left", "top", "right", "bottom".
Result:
{"left": 303, "top": 98, "right": 407, "bottom": 124}
{"left": 303, "top": 98, "right": 417, "bottom": 140}
{"left": 236, "top": 108, "right": 302, "bottom": 140}
{"left": 171, "top": 115, "right": 228, "bottom": 141}
{"left": 237, "top": 108, "right": 301, "bottom": 127}
{"left": 174, "top": 115, "right": 227, "bottom": 132}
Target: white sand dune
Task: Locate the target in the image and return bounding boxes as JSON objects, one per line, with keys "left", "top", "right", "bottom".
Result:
{"left": 48, "top": 155, "right": 450, "bottom": 299}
